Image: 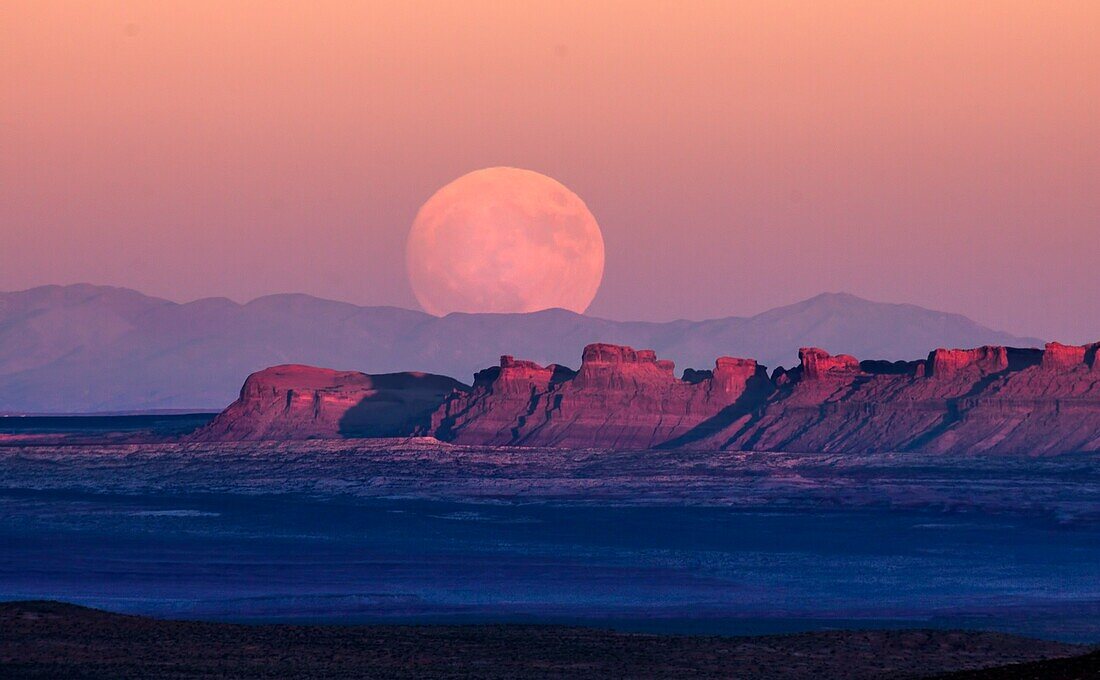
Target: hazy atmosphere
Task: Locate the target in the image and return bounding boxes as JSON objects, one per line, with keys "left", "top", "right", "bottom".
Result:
{"left": 3, "top": 5, "right": 1100, "bottom": 676}
{"left": 3, "top": 1, "right": 1098, "bottom": 341}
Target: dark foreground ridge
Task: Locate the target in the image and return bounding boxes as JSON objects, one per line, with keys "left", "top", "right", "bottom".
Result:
{"left": 0, "top": 601, "right": 1092, "bottom": 680}
{"left": 930, "top": 650, "right": 1100, "bottom": 679}
{"left": 193, "top": 340, "right": 1100, "bottom": 455}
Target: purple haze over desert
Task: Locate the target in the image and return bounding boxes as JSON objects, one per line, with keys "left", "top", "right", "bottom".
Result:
{"left": 2, "top": 1, "right": 1098, "bottom": 341}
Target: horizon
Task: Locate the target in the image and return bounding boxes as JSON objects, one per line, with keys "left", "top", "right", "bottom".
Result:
{"left": 2, "top": 281, "right": 1053, "bottom": 341}
{"left": 4, "top": 2, "right": 1098, "bottom": 342}
{"left": 0, "top": 276, "right": 1062, "bottom": 415}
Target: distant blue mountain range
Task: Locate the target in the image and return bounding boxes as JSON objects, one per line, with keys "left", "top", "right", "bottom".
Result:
{"left": 0, "top": 284, "right": 1040, "bottom": 412}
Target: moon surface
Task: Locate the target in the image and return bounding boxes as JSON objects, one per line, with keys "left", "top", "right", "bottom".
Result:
{"left": 406, "top": 167, "right": 605, "bottom": 316}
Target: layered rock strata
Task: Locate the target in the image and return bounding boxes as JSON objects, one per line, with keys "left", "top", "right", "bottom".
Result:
{"left": 433, "top": 341, "right": 1100, "bottom": 455}
{"left": 434, "top": 344, "right": 774, "bottom": 448}
{"left": 199, "top": 341, "right": 1100, "bottom": 455}
{"left": 192, "top": 364, "right": 466, "bottom": 441}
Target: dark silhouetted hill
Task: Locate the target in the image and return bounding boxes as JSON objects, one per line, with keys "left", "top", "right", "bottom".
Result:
{"left": 0, "top": 600, "right": 1087, "bottom": 679}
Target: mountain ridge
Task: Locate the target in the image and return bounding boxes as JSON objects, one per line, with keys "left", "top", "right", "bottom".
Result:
{"left": 0, "top": 284, "right": 1043, "bottom": 413}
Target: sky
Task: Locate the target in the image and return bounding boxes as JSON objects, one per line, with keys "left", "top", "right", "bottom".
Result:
{"left": 2, "top": 1, "right": 1098, "bottom": 342}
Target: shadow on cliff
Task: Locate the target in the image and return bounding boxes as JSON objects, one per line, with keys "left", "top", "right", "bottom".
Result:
{"left": 337, "top": 394, "right": 428, "bottom": 438}
{"left": 657, "top": 372, "right": 776, "bottom": 449}
{"left": 337, "top": 373, "right": 465, "bottom": 438}
{"left": 898, "top": 347, "right": 1044, "bottom": 451}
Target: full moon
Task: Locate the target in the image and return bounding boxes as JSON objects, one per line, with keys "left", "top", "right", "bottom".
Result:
{"left": 406, "top": 167, "right": 605, "bottom": 316}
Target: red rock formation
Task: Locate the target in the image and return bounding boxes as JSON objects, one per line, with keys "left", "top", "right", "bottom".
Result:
{"left": 1042, "top": 342, "right": 1088, "bottom": 369}
{"left": 712, "top": 357, "right": 763, "bottom": 393}
{"left": 429, "top": 356, "right": 574, "bottom": 444}
{"left": 799, "top": 348, "right": 861, "bottom": 380}
{"left": 433, "top": 341, "right": 1100, "bottom": 455}
{"left": 435, "top": 344, "right": 773, "bottom": 449}
{"left": 192, "top": 364, "right": 466, "bottom": 441}
{"left": 490, "top": 355, "right": 566, "bottom": 394}
{"left": 200, "top": 340, "right": 1100, "bottom": 455}
{"left": 694, "top": 342, "right": 1100, "bottom": 455}
{"left": 571, "top": 344, "right": 675, "bottom": 390}
{"left": 929, "top": 346, "right": 1008, "bottom": 378}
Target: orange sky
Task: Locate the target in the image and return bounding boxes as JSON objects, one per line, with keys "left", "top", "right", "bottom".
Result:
{"left": 2, "top": 1, "right": 1098, "bottom": 340}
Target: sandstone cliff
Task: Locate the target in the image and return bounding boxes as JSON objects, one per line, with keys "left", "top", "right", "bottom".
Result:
{"left": 197, "top": 340, "right": 1100, "bottom": 455}
{"left": 192, "top": 364, "right": 466, "bottom": 441}
{"left": 432, "top": 341, "right": 1100, "bottom": 455}
{"left": 435, "top": 344, "right": 774, "bottom": 448}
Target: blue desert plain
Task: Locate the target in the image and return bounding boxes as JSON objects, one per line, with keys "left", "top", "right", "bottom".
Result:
{"left": 1, "top": 432, "right": 1097, "bottom": 644}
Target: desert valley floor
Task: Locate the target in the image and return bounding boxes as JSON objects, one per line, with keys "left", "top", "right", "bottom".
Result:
{"left": 1, "top": 438, "right": 1097, "bottom": 645}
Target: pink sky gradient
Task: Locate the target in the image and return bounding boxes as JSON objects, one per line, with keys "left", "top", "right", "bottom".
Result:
{"left": 2, "top": 1, "right": 1098, "bottom": 341}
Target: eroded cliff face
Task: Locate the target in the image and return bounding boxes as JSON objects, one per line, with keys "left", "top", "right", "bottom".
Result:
{"left": 799, "top": 347, "right": 860, "bottom": 380}
{"left": 432, "top": 341, "right": 1100, "bottom": 455}
{"left": 434, "top": 344, "right": 775, "bottom": 449}
{"left": 429, "top": 355, "right": 576, "bottom": 444}
{"left": 198, "top": 340, "right": 1100, "bottom": 454}
{"left": 929, "top": 346, "right": 1010, "bottom": 378}
{"left": 192, "top": 364, "right": 466, "bottom": 441}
